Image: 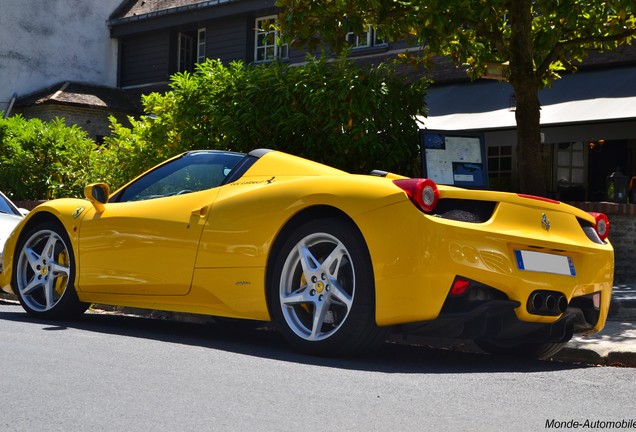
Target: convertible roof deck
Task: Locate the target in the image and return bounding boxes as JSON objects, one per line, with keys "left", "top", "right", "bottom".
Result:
{"left": 248, "top": 149, "right": 274, "bottom": 158}
{"left": 222, "top": 150, "right": 269, "bottom": 184}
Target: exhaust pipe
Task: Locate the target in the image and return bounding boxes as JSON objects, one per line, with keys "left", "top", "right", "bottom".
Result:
{"left": 527, "top": 290, "right": 568, "bottom": 316}
{"left": 558, "top": 295, "right": 568, "bottom": 314}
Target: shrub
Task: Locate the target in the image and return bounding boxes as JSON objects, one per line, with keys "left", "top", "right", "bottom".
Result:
{"left": 0, "top": 115, "right": 95, "bottom": 200}
{"left": 105, "top": 55, "right": 429, "bottom": 183}
{"left": 0, "top": 56, "right": 429, "bottom": 199}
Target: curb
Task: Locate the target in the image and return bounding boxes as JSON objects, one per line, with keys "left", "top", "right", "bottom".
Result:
{"left": 550, "top": 347, "right": 636, "bottom": 368}
{"left": 609, "top": 284, "right": 636, "bottom": 320}
{"left": 609, "top": 298, "right": 636, "bottom": 320}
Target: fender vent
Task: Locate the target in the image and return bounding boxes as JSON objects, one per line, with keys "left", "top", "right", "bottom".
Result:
{"left": 433, "top": 199, "right": 496, "bottom": 223}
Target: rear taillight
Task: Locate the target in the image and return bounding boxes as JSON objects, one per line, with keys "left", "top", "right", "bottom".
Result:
{"left": 588, "top": 212, "right": 610, "bottom": 241}
{"left": 393, "top": 179, "right": 439, "bottom": 213}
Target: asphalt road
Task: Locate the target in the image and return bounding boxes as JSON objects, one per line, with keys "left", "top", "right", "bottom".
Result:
{"left": 1, "top": 303, "right": 634, "bottom": 432}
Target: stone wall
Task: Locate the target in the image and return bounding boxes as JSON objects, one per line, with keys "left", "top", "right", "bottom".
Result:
{"left": 607, "top": 213, "right": 636, "bottom": 283}
{"left": 15, "top": 105, "right": 131, "bottom": 142}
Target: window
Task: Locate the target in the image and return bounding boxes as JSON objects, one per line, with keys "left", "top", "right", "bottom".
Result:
{"left": 197, "top": 28, "right": 206, "bottom": 64}
{"left": 178, "top": 32, "right": 194, "bottom": 72}
{"left": 345, "top": 26, "right": 387, "bottom": 50}
{"left": 255, "top": 16, "right": 288, "bottom": 63}
{"left": 555, "top": 142, "right": 585, "bottom": 188}
{"left": 552, "top": 141, "right": 586, "bottom": 201}
{"left": 487, "top": 145, "right": 513, "bottom": 191}
{"left": 0, "top": 191, "right": 21, "bottom": 216}
{"left": 178, "top": 28, "right": 206, "bottom": 72}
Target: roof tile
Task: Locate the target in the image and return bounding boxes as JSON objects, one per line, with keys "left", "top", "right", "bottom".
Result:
{"left": 112, "top": 0, "right": 212, "bottom": 20}
{"left": 14, "top": 82, "right": 140, "bottom": 112}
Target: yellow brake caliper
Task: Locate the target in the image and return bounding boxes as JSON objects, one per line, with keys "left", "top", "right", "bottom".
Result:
{"left": 300, "top": 273, "right": 311, "bottom": 313}
{"left": 54, "top": 250, "right": 69, "bottom": 296}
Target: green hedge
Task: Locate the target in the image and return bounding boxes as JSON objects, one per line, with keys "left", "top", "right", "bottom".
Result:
{"left": 105, "top": 56, "right": 429, "bottom": 186}
{"left": 0, "top": 115, "right": 95, "bottom": 201}
{"left": 1, "top": 56, "right": 428, "bottom": 200}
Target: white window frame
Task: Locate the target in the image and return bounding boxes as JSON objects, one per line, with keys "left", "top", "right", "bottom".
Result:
{"left": 346, "top": 26, "right": 387, "bottom": 50}
{"left": 554, "top": 141, "right": 586, "bottom": 189}
{"left": 197, "top": 28, "right": 206, "bottom": 64}
{"left": 177, "top": 32, "right": 194, "bottom": 72}
{"left": 487, "top": 144, "right": 514, "bottom": 191}
{"left": 346, "top": 28, "right": 371, "bottom": 49}
{"left": 254, "top": 15, "right": 288, "bottom": 63}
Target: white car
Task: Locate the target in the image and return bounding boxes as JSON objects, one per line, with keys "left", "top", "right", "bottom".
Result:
{"left": 0, "top": 192, "right": 28, "bottom": 273}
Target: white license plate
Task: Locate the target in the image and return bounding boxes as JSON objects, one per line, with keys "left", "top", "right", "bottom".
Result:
{"left": 515, "top": 250, "right": 576, "bottom": 277}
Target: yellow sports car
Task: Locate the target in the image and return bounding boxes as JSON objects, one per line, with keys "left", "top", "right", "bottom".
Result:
{"left": 0, "top": 149, "right": 614, "bottom": 358}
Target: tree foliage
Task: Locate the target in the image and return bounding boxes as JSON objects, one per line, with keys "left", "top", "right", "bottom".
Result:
{"left": 105, "top": 56, "right": 429, "bottom": 182}
{"left": 277, "top": 0, "right": 636, "bottom": 195}
{"left": 0, "top": 57, "right": 427, "bottom": 200}
{"left": 0, "top": 115, "right": 95, "bottom": 200}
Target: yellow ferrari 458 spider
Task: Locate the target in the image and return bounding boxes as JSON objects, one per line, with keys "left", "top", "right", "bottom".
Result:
{"left": 0, "top": 149, "right": 614, "bottom": 358}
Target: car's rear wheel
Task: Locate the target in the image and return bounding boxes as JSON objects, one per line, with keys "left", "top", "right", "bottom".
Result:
{"left": 13, "top": 222, "right": 88, "bottom": 319}
{"left": 269, "top": 218, "right": 388, "bottom": 356}
{"left": 475, "top": 339, "right": 567, "bottom": 360}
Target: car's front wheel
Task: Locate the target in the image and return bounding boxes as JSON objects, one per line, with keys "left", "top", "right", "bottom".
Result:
{"left": 269, "top": 218, "right": 388, "bottom": 356}
{"left": 13, "top": 221, "right": 88, "bottom": 319}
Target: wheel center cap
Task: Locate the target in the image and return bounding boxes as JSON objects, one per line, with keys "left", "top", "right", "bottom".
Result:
{"left": 315, "top": 281, "right": 325, "bottom": 293}
{"left": 41, "top": 267, "right": 48, "bottom": 276}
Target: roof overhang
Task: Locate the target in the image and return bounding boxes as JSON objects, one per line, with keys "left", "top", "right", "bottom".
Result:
{"left": 418, "top": 65, "right": 636, "bottom": 131}
{"left": 13, "top": 82, "right": 140, "bottom": 113}
{"left": 109, "top": 0, "right": 276, "bottom": 37}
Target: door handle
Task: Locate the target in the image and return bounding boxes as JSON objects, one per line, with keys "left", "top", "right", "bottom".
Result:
{"left": 192, "top": 206, "right": 208, "bottom": 217}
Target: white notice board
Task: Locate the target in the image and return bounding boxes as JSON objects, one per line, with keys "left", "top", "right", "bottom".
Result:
{"left": 421, "top": 131, "right": 488, "bottom": 188}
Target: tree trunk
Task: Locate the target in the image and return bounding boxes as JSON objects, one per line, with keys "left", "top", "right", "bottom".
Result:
{"left": 509, "top": 0, "right": 547, "bottom": 196}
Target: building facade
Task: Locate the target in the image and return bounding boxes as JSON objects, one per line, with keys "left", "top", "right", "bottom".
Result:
{"left": 3, "top": 0, "right": 635, "bottom": 280}
{"left": 3, "top": 0, "right": 634, "bottom": 202}
{"left": 421, "top": 47, "right": 636, "bottom": 202}
{"left": 108, "top": 0, "right": 402, "bottom": 91}
{"left": 0, "top": 0, "right": 121, "bottom": 114}
{"left": 108, "top": 0, "right": 636, "bottom": 203}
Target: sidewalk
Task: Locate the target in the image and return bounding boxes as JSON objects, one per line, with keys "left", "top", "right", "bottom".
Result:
{"left": 555, "top": 283, "right": 636, "bottom": 367}
{"left": 2, "top": 284, "right": 635, "bottom": 367}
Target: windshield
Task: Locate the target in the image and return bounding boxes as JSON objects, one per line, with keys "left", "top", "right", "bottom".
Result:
{"left": 111, "top": 151, "right": 246, "bottom": 203}
{"left": 0, "top": 192, "right": 21, "bottom": 216}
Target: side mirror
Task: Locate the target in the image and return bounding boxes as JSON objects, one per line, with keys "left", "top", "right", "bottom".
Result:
{"left": 84, "top": 183, "right": 110, "bottom": 213}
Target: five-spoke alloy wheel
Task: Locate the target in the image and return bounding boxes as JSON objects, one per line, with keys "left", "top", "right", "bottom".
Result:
{"left": 269, "top": 218, "right": 387, "bottom": 356}
{"left": 13, "top": 222, "right": 88, "bottom": 319}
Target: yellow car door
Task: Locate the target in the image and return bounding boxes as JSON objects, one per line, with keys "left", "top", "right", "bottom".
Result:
{"left": 76, "top": 150, "right": 246, "bottom": 296}
{"left": 77, "top": 189, "right": 217, "bottom": 296}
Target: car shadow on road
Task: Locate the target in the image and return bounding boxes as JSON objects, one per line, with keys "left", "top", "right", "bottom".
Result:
{"left": 0, "top": 306, "right": 587, "bottom": 374}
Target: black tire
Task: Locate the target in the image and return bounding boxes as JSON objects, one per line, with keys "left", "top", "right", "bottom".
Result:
{"left": 268, "top": 217, "right": 388, "bottom": 356}
{"left": 13, "top": 221, "right": 89, "bottom": 319}
{"left": 475, "top": 339, "right": 567, "bottom": 360}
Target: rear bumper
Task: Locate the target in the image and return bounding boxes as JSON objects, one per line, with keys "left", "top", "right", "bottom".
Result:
{"left": 356, "top": 200, "right": 614, "bottom": 330}
{"left": 397, "top": 281, "right": 605, "bottom": 343}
